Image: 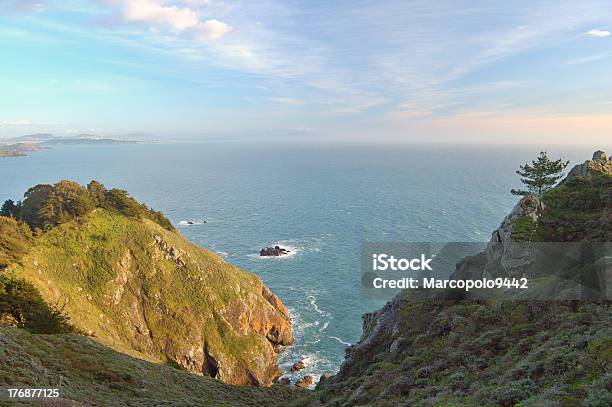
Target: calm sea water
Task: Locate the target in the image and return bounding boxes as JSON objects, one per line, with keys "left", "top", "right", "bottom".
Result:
{"left": 0, "top": 142, "right": 602, "bottom": 380}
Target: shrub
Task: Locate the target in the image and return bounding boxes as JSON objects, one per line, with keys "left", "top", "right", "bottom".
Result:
{"left": 0, "top": 217, "right": 32, "bottom": 269}
{"left": 0, "top": 274, "right": 74, "bottom": 334}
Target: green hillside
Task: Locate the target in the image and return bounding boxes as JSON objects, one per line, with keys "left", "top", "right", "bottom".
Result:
{"left": 1, "top": 180, "right": 293, "bottom": 390}
{"left": 0, "top": 327, "right": 306, "bottom": 406}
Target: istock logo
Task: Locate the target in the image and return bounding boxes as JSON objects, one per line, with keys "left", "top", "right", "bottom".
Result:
{"left": 372, "top": 253, "right": 433, "bottom": 271}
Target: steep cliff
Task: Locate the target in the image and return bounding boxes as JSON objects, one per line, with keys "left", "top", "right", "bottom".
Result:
{"left": 4, "top": 199, "right": 293, "bottom": 387}
{"left": 306, "top": 151, "right": 611, "bottom": 406}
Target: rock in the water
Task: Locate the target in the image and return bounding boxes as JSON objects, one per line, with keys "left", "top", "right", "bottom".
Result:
{"left": 295, "top": 375, "right": 313, "bottom": 388}
{"left": 291, "top": 360, "right": 305, "bottom": 372}
{"left": 260, "top": 246, "right": 290, "bottom": 256}
{"left": 277, "top": 377, "right": 291, "bottom": 386}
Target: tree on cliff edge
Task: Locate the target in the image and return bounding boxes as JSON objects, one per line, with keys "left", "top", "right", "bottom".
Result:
{"left": 511, "top": 151, "right": 569, "bottom": 197}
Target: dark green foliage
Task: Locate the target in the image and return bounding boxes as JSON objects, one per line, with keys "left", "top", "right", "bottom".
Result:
{"left": 309, "top": 300, "right": 612, "bottom": 406}
{"left": 511, "top": 215, "right": 538, "bottom": 242}
{"left": 19, "top": 183, "right": 54, "bottom": 229}
{"left": 511, "top": 151, "right": 570, "bottom": 197}
{"left": 87, "top": 180, "right": 106, "bottom": 205}
{"left": 102, "top": 188, "right": 175, "bottom": 230}
{"left": 0, "top": 217, "right": 32, "bottom": 269}
{"left": 0, "top": 199, "right": 21, "bottom": 218}
{"left": 538, "top": 173, "right": 612, "bottom": 241}
{"left": 0, "top": 274, "right": 73, "bottom": 334}
{"left": 4, "top": 180, "right": 174, "bottom": 232}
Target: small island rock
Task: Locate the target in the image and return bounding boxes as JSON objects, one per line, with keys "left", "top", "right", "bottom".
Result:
{"left": 277, "top": 377, "right": 291, "bottom": 386}
{"left": 295, "top": 375, "right": 313, "bottom": 388}
{"left": 260, "top": 245, "right": 290, "bottom": 256}
{"left": 291, "top": 360, "right": 305, "bottom": 372}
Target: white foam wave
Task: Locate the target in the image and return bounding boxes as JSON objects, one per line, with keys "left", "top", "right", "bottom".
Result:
{"left": 307, "top": 293, "right": 328, "bottom": 316}
{"left": 178, "top": 220, "right": 205, "bottom": 226}
{"left": 330, "top": 336, "right": 351, "bottom": 347}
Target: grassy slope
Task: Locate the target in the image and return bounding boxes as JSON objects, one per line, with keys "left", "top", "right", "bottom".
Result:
{"left": 0, "top": 327, "right": 305, "bottom": 407}
{"left": 302, "top": 300, "right": 611, "bottom": 407}
{"left": 7, "top": 208, "right": 286, "bottom": 384}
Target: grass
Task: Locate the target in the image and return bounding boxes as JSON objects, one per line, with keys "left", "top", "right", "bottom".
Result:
{"left": 0, "top": 327, "right": 306, "bottom": 407}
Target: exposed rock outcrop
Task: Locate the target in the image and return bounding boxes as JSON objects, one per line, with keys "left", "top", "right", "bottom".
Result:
{"left": 291, "top": 359, "right": 305, "bottom": 372}
{"left": 277, "top": 376, "right": 291, "bottom": 385}
{"left": 295, "top": 375, "right": 313, "bottom": 388}
{"left": 481, "top": 194, "right": 544, "bottom": 277}
{"left": 565, "top": 149, "right": 612, "bottom": 181}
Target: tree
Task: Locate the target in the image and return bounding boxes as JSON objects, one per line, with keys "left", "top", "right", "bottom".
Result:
{"left": 0, "top": 199, "right": 19, "bottom": 218}
{"left": 20, "top": 184, "right": 54, "bottom": 229}
{"left": 87, "top": 180, "right": 107, "bottom": 205}
{"left": 511, "top": 152, "right": 570, "bottom": 197}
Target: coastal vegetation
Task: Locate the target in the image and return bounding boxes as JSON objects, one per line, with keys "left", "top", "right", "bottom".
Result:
{"left": 0, "top": 327, "right": 306, "bottom": 406}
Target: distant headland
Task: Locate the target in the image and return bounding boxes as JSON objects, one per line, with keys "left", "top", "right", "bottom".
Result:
{"left": 0, "top": 133, "right": 143, "bottom": 158}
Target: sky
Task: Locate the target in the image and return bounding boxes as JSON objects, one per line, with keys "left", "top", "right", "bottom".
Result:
{"left": 0, "top": 0, "right": 611, "bottom": 144}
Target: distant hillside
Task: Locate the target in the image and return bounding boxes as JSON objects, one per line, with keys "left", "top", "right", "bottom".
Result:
{"left": 0, "top": 134, "right": 142, "bottom": 158}
{"left": 0, "top": 143, "right": 42, "bottom": 157}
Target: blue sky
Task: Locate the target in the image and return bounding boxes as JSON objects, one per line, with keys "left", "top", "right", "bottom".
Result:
{"left": 1, "top": 0, "right": 611, "bottom": 144}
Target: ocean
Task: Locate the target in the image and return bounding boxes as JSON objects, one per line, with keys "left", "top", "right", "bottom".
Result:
{"left": 0, "top": 142, "right": 602, "bottom": 380}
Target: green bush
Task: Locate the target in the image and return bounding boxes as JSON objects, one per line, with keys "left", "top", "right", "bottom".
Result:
{"left": 0, "top": 217, "right": 32, "bottom": 269}
{"left": 0, "top": 274, "right": 74, "bottom": 334}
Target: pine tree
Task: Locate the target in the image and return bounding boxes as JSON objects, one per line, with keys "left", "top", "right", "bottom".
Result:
{"left": 511, "top": 151, "right": 570, "bottom": 197}
{"left": 1, "top": 199, "right": 17, "bottom": 217}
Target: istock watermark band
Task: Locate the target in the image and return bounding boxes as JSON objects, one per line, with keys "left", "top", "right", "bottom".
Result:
{"left": 362, "top": 242, "right": 611, "bottom": 301}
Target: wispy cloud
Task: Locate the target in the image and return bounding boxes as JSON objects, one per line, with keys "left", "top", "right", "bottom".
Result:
{"left": 564, "top": 53, "right": 610, "bottom": 65}
{"left": 0, "top": 120, "right": 34, "bottom": 126}
{"left": 586, "top": 29, "right": 611, "bottom": 37}
{"left": 0, "top": 0, "right": 46, "bottom": 14}
{"left": 269, "top": 97, "right": 302, "bottom": 105}
{"left": 0, "top": 120, "right": 61, "bottom": 126}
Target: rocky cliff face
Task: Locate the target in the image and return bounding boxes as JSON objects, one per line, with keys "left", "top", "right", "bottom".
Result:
{"left": 9, "top": 209, "right": 293, "bottom": 386}
{"left": 308, "top": 151, "right": 612, "bottom": 406}
{"left": 566, "top": 150, "right": 612, "bottom": 180}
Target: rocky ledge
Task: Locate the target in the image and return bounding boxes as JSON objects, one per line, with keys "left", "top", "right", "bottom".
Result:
{"left": 565, "top": 149, "right": 612, "bottom": 180}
